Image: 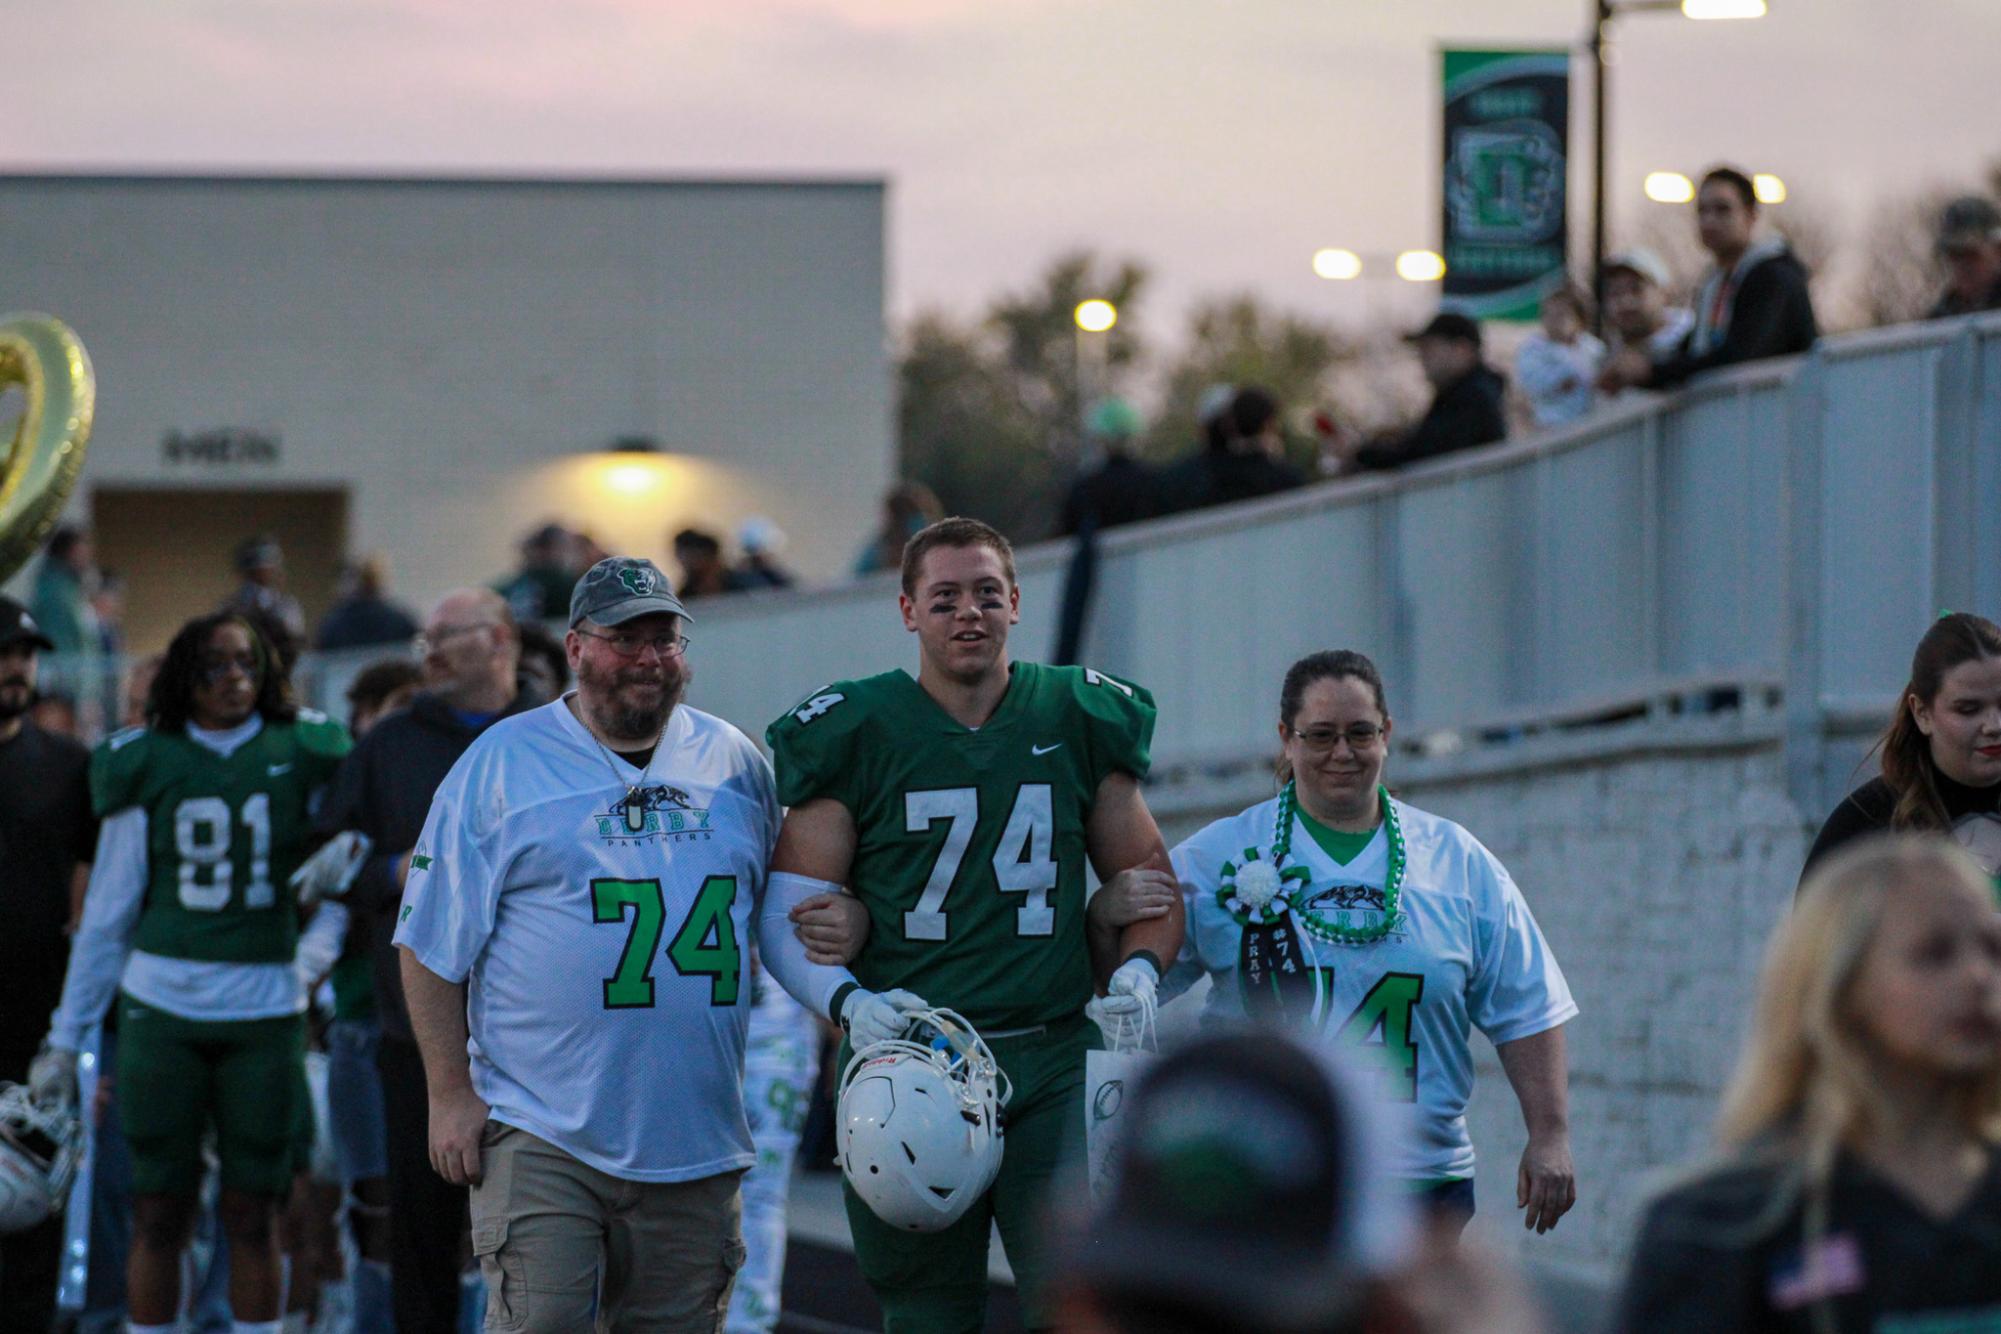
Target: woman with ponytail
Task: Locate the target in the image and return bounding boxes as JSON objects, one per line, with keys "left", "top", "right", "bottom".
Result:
{"left": 1805, "top": 613, "right": 2001, "bottom": 882}
{"left": 1619, "top": 836, "right": 2001, "bottom": 1331}
{"left": 1130, "top": 649, "right": 1578, "bottom": 1236}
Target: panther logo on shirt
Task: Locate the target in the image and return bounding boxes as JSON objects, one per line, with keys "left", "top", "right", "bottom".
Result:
{"left": 1301, "top": 883, "right": 1389, "bottom": 914}
{"left": 594, "top": 784, "right": 712, "bottom": 845}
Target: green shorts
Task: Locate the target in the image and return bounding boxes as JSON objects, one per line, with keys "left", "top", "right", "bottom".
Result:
{"left": 115, "top": 994, "right": 306, "bottom": 1198}
{"left": 841, "top": 1011, "right": 1100, "bottom": 1334}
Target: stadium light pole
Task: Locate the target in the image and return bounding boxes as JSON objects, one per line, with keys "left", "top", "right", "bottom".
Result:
{"left": 1590, "top": 0, "right": 1767, "bottom": 329}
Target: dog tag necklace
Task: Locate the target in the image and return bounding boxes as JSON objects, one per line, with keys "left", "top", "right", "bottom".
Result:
{"left": 587, "top": 719, "right": 667, "bottom": 834}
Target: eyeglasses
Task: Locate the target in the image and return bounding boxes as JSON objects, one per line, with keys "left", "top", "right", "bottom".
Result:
{"left": 576, "top": 629, "right": 690, "bottom": 660}
{"left": 197, "top": 654, "right": 260, "bottom": 685}
{"left": 1287, "top": 723, "right": 1385, "bottom": 752}
{"left": 412, "top": 623, "right": 494, "bottom": 656}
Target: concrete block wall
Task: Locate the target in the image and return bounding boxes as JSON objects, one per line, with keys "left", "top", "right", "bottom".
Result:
{"left": 1154, "top": 740, "right": 1810, "bottom": 1286}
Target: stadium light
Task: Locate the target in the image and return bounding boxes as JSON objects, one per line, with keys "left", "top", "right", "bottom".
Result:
{"left": 1312, "top": 248, "right": 1365, "bottom": 281}
{"left": 1753, "top": 173, "right": 1788, "bottom": 204}
{"left": 1395, "top": 251, "right": 1447, "bottom": 283}
{"left": 1680, "top": 0, "right": 1766, "bottom": 18}
{"left": 1073, "top": 299, "right": 1118, "bottom": 333}
{"left": 1644, "top": 171, "right": 1696, "bottom": 204}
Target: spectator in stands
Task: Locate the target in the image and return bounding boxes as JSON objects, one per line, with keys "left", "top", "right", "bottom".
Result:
{"left": 1157, "top": 386, "right": 1306, "bottom": 512}
{"left": 855, "top": 481, "right": 944, "bottom": 576}
{"left": 494, "top": 522, "right": 577, "bottom": 622}
{"left": 1803, "top": 613, "right": 2001, "bottom": 882}
{"left": 1058, "top": 396, "right": 1158, "bottom": 536}
{"left": 1515, "top": 286, "right": 1605, "bottom": 429}
{"left": 1619, "top": 836, "right": 2001, "bottom": 1331}
{"left": 120, "top": 653, "right": 162, "bottom": 729}
{"left": 673, "top": 526, "right": 745, "bottom": 600}
{"left": 732, "top": 516, "right": 797, "bottom": 590}
{"left": 1326, "top": 313, "right": 1508, "bottom": 474}
{"left": 1930, "top": 196, "right": 2001, "bottom": 320}
{"left": 1598, "top": 250, "right": 1694, "bottom": 382}
{"left": 90, "top": 569, "right": 126, "bottom": 658}
{"left": 225, "top": 532, "right": 308, "bottom": 646}
{"left": 316, "top": 554, "right": 421, "bottom": 651}
{"left": 515, "top": 619, "right": 569, "bottom": 701}
{"left": 317, "top": 588, "right": 534, "bottom": 1334}
{"left": 572, "top": 529, "right": 612, "bottom": 573}
{"left": 344, "top": 658, "right": 424, "bottom": 739}
{"left": 1604, "top": 166, "right": 1818, "bottom": 392}
{"left": 29, "top": 524, "right": 99, "bottom": 657}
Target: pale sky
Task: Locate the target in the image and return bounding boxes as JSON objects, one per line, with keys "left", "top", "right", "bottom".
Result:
{"left": 15, "top": 0, "right": 2001, "bottom": 334}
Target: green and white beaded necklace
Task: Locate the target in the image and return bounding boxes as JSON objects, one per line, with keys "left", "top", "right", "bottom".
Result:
{"left": 1215, "top": 781, "right": 1407, "bottom": 946}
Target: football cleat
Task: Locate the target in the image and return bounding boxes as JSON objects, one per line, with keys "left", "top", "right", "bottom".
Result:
{"left": 837, "top": 1008, "right": 1011, "bottom": 1233}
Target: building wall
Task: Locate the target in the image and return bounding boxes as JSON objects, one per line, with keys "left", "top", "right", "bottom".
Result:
{"left": 0, "top": 174, "right": 889, "bottom": 647}
{"left": 1154, "top": 739, "right": 1810, "bottom": 1285}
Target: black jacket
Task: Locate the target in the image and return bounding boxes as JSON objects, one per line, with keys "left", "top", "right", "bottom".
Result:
{"left": 1353, "top": 364, "right": 1509, "bottom": 472}
{"left": 1801, "top": 770, "right": 2001, "bottom": 888}
{"left": 1652, "top": 244, "right": 1818, "bottom": 388}
{"left": 319, "top": 687, "right": 542, "bottom": 1041}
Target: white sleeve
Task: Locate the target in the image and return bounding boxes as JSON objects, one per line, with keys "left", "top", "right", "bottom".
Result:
{"left": 1464, "top": 844, "right": 1579, "bottom": 1045}
{"left": 755, "top": 872, "right": 859, "bottom": 1023}
{"left": 293, "top": 902, "right": 350, "bottom": 991}
{"left": 48, "top": 809, "right": 150, "bottom": 1051}
{"left": 392, "top": 754, "right": 503, "bottom": 984}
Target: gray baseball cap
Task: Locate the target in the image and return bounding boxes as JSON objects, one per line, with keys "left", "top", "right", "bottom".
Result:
{"left": 568, "top": 557, "right": 691, "bottom": 628}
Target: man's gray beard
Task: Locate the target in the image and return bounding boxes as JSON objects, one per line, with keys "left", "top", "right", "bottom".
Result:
{"left": 577, "top": 662, "right": 680, "bottom": 744}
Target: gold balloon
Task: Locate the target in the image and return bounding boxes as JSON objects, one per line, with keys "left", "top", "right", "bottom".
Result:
{"left": 0, "top": 314, "right": 94, "bottom": 584}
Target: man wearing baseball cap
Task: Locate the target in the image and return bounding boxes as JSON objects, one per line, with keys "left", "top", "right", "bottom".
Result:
{"left": 1600, "top": 249, "right": 1695, "bottom": 372}
{"left": 0, "top": 595, "right": 97, "bottom": 1330}
{"left": 1325, "top": 312, "right": 1509, "bottom": 474}
{"left": 395, "top": 556, "right": 867, "bottom": 1332}
{"left": 1930, "top": 196, "right": 2001, "bottom": 321}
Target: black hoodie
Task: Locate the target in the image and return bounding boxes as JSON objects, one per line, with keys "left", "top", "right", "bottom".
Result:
{"left": 1651, "top": 240, "right": 1818, "bottom": 388}
{"left": 319, "top": 686, "right": 542, "bottom": 1041}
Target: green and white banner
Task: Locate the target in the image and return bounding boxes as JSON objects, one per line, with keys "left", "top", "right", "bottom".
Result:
{"left": 1440, "top": 49, "right": 1571, "bottom": 322}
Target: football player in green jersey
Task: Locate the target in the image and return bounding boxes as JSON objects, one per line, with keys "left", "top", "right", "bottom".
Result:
{"left": 29, "top": 611, "right": 352, "bottom": 1333}
{"left": 765, "top": 517, "right": 1183, "bottom": 1334}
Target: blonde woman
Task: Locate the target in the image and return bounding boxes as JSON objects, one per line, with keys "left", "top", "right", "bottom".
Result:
{"left": 1617, "top": 836, "right": 2001, "bottom": 1332}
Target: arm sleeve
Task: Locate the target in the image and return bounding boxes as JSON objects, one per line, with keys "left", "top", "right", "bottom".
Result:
{"left": 1352, "top": 385, "right": 1503, "bottom": 471}
{"left": 1800, "top": 782, "right": 1892, "bottom": 889}
{"left": 1162, "top": 822, "right": 1251, "bottom": 1017}
{"left": 1077, "top": 669, "right": 1156, "bottom": 786}
{"left": 317, "top": 742, "right": 404, "bottom": 912}
{"left": 390, "top": 755, "right": 503, "bottom": 985}
{"left": 1464, "top": 843, "right": 1578, "bottom": 1045}
{"left": 1513, "top": 337, "right": 1574, "bottom": 402}
{"left": 47, "top": 809, "right": 150, "bottom": 1050}
{"left": 294, "top": 902, "right": 350, "bottom": 989}
{"left": 765, "top": 687, "right": 859, "bottom": 810}
{"left": 756, "top": 872, "right": 861, "bottom": 1022}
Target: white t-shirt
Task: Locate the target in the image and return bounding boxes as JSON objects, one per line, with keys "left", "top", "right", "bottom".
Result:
{"left": 1171, "top": 795, "right": 1576, "bottom": 1181}
{"left": 394, "top": 698, "right": 781, "bottom": 1183}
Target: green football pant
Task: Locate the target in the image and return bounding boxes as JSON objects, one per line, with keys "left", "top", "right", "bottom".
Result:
{"left": 841, "top": 1012, "right": 1099, "bottom": 1334}
{"left": 114, "top": 994, "right": 305, "bottom": 1197}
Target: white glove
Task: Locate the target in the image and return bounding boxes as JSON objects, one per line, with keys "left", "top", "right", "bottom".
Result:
{"left": 841, "top": 988, "right": 928, "bottom": 1049}
{"left": 1095, "top": 957, "right": 1159, "bottom": 1018}
{"left": 289, "top": 831, "right": 374, "bottom": 909}
{"left": 27, "top": 1045, "right": 78, "bottom": 1110}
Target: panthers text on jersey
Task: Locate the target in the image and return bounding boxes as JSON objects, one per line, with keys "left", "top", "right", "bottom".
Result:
{"left": 765, "top": 662, "right": 1154, "bottom": 1032}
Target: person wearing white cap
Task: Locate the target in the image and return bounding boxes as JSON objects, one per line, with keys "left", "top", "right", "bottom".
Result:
{"left": 1599, "top": 248, "right": 1694, "bottom": 374}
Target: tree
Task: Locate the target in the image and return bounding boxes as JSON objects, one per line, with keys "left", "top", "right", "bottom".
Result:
{"left": 896, "top": 252, "right": 1150, "bottom": 543}
{"left": 1141, "top": 295, "right": 1350, "bottom": 471}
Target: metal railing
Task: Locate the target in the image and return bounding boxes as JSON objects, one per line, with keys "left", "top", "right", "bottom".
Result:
{"left": 30, "top": 313, "right": 2001, "bottom": 819}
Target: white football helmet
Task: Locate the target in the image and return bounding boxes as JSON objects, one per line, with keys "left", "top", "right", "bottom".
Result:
{"left": 0, "top": 1082, "right": 83, "bottom": 1235}
{"left": 838, "top": 1008, "right": 1011, "bottom": 1233}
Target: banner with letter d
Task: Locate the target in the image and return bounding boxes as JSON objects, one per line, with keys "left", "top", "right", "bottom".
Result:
{"left": 1441, "top": 49, "right": 1571, "bottom": 322}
